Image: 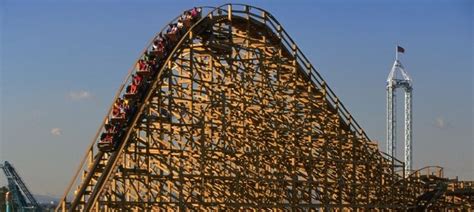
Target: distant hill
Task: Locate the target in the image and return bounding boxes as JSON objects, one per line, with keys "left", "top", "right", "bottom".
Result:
{"left": 34, "top": 194, "right": 59, "bottom": 205}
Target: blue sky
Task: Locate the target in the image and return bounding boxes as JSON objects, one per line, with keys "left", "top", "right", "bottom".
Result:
{"left": 0, "top": 0, "right": 472, "bottom": 197}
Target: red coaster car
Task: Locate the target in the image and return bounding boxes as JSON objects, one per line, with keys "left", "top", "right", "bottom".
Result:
{"left": 98, "top": 133, "right": 114, "bottom": 152}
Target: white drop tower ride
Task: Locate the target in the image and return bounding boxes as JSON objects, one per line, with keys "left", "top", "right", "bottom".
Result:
{"left": 386, "top": 46, "right": 413, "bottom": 174}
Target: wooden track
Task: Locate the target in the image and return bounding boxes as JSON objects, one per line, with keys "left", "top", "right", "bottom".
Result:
{"left": 56, "top": 4, "right": 472, "bottom": 211}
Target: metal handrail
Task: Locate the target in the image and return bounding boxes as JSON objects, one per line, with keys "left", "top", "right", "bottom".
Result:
{"left": 408, "top": 166, "right": 444, "bottom": 179}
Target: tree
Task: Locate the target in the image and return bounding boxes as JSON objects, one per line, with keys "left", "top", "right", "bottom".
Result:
{"left": 0, "top": 186, "right": 8, "bottom": 212}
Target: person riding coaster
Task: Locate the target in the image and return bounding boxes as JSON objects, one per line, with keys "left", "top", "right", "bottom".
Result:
{"left": 97, "top": 125, "right": 124, "bottom": 152}
{"left": 97, "top": 132, "right": 114, "bottom": 151}
{"left": 190, "top": 7, "right": 202, "bottom": 21}
{"left": 143, "top": 51, "right": 156, "bottom": 66}
{"left": 183, "top": 11, "right": 192, "bottom": 28}
{"left": 111, "top": 98, "right": 126, "bottom": 123}
{"left": 151, "top": 40, "right": 165, "bottom": 61}
{"left": 104, "top": 122, "right": 117, "bottom": 134}
{"left": 125, "top": 74, "right": 143, "bottom": 99}
{"left": 166, "top": 23, "right": 181, "bottom": 43}
{"left": 136, "top": 59, "right": 150, "bottom": 76}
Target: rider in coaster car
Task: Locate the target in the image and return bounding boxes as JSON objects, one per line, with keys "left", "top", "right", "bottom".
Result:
{"left": 112, "top": 98, "right": 125, "bottom": 119}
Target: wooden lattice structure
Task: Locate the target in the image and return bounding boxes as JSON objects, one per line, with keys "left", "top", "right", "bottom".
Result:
{"left": 56, "top": 4, "right": 472, "bottom": 211}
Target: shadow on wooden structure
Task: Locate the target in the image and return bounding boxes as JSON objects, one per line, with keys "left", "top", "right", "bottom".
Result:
{"left": 56, "top": 4, "right": 473, "bottom": 211}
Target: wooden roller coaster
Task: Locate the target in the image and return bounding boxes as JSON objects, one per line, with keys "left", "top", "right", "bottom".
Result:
{"left": 56, "top": 4, "right": 473, "bottom": 211}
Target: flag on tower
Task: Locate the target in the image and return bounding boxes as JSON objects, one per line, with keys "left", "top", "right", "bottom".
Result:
{"left": 397, "top": 46, "right": 405, "bottom": 53}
